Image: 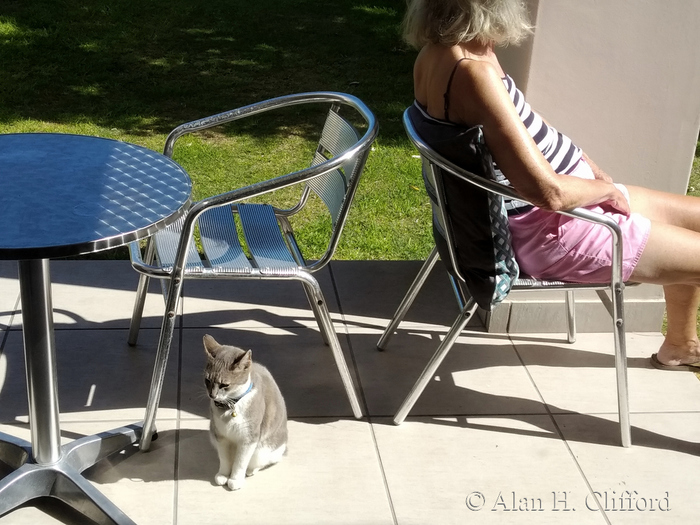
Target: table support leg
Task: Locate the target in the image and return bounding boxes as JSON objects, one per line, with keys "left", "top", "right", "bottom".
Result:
{"left": 18, "top": 259, "right": 62, "bottom": 465}
{"left": 0, "top": 260, "right": 142, "bottom": 524}
{"left": 0, "top": 425, "right": 142, "bottom": 525}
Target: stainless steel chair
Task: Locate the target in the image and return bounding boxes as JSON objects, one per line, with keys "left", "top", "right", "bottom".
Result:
{"left": 129, "top": 92, "right": 378, "bottom": 450}
{"left": 378, "top": 107, "right": 634, "bottom": 447}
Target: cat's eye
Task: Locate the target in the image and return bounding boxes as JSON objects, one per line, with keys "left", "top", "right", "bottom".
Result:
{"left": 204, "top": 379, "right": 211, "bottom": 387}
{"left": 219, "top": 383, "right": 229, "bottom": 389}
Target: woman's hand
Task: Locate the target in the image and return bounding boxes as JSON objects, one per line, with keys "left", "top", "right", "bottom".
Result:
{"left": 580, "top": 153, "right": 629, "bottom": 215}
{"left": 601, "top": 184, "right": 631, "bottom": 216}
{"left": 583, "top": 152, "right": 613, "bottom": 183}
{"left": 548, "top": 176, "right": 630, "bottom": 216}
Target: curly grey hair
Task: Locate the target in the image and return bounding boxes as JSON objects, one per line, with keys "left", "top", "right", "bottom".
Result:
{"left": 403, "top": 0, "right": 533, "bottom": 48}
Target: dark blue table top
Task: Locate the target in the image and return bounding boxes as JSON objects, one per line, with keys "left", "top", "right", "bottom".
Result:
{"left": 0, "top": 133, "right": 192, "bottom": 259}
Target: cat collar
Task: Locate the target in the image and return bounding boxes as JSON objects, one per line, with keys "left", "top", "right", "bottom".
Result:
{"left": 227, "top": 382, "right": 254, "bottom": 418}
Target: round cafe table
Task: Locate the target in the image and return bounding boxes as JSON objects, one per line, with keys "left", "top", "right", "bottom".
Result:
{"left": 0, "top": 133, "right": 191, "bottom": 524}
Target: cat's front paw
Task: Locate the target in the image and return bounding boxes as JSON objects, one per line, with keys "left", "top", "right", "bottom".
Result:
{"left": 227, "top": 477, "right": 245, "bottom": 491}
{"left": 214, "top": 473, "right": 228, "bottom": 486}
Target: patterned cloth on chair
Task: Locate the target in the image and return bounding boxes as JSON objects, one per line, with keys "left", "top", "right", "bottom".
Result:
{"left": 408, "top": 103, "right": 519, "bottom": 310}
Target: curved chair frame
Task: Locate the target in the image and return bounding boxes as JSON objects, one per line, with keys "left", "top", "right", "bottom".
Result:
{"left": 130, "top": 92, "right": 378, "bottom": 450}
{"left": 378, "top": 108, "right": 632, "bottom": 447}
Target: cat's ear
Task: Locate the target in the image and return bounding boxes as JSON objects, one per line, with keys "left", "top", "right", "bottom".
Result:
{"left": 203, "top": 334, "right": 220, "bottom": 359}
{"left": 237, "top": 349, "right": 253, "bottom": 371}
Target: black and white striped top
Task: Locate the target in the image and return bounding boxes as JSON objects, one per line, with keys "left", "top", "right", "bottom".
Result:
{"left": 502, "top": 74, "right": 582, "bottom": 175}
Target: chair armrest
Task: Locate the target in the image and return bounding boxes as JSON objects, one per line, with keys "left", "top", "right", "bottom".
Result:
{"left": 459, "top": 173, "right": 624, "bottom": 284}
{"left": 411, "top": 132, "right": 625, "bottom": 285}
{"left": 159, "top": 92, "right": 378, "bottom": 288}
{"left": 129, "top": 241, "right": 173, "bottom": 278}
{"left": 162, "top": 91, "right": 379, "bottom": 258}
{"left": 163, "top": 91, "right": 376, "bottom": 157}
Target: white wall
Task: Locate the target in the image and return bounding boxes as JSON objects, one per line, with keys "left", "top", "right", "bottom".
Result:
{"left": 498, "top": 0, "right": 700, "bottom": 193}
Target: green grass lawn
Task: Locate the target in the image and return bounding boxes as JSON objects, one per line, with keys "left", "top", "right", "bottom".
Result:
{"left": 687, "top": 141, "right": 700, "bottom": 198}
{"left": 1, "top": 0, "right": 699, "bottom": 268}
{"left": 0, "top": 0, "right": 431, "bottom": 260}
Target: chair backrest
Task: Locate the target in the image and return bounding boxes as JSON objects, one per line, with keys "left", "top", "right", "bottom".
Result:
{"left": 308, "top": 105, "right": 361, "bottom": 226}
{"left": 289, "top": 99, "right": 376, "bottom": 271}
{"left": 403, "top": 105, "right": 519, "bottom": 311}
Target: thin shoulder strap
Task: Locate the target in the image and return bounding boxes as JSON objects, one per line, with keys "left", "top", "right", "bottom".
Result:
{"left": 444, "top": 57, "right": 468, "bottom": 122}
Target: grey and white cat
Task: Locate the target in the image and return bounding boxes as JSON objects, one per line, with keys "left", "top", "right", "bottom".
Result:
{"left": 203, "top": 334, "right": 288, "bottom": 491}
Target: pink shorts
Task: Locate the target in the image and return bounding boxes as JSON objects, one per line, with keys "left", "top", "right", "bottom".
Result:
{"left": 508, "top": 160, "right": 651, "bottom": 283}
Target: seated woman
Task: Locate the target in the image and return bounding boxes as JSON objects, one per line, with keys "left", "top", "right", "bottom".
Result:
{"left": 404, "top": 0, "right": 700, "bottom": 371}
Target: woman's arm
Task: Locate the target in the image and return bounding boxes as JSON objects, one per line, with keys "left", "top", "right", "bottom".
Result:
{"left": 448, "top": 60, "right": 628, "bottom": 215}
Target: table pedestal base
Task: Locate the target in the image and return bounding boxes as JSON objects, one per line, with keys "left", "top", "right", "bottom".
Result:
{"left": 0, "top": 423, "right": 142, "bottom": 524}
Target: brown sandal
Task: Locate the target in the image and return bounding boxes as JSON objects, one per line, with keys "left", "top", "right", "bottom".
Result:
{"left": 651, "top": 353, "right": 700, "bottom": 372}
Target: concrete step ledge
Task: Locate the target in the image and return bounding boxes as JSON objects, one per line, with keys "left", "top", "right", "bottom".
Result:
{"left": 482, "top": 283, "right": 665, "bottom": 334}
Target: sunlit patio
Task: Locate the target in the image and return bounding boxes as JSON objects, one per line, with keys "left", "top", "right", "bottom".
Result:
{"left": 0, "top": 259, "right": 698, "bottom": 524}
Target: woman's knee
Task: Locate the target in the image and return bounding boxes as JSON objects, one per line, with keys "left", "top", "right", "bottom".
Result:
{"left": 631, "top": 221, "right": 700, "bottom": 285}
{"left": 628, "top": 185, "right": 700, "bottom": 229}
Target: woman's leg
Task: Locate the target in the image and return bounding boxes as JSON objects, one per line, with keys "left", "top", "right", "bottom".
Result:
{"left": 632, "top": 220, "right": 700, "bottom": 285}
{"left": 629, "top": 213, "right": 700, "bottom": 366}
{"left": 657, "top": 284, "right": 700, "bottom": 366}
{"left": 627, "top": 185, "right": 700, "bottom": 231}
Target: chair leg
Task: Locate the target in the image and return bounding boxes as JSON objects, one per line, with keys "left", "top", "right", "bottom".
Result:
{"left": 565, "top": 290, "right": 577, "bottom": 344}
{"left": 610, "top": 283, "right": 631, "bottom": 447}
{"left": 139, "top": 271, "right": 184, "bottom": 451}
{"left": 128, "top": 239, "right": 156, "bottom": 347}
{"left": 448, "top": 274, "right": 468, "bottom": 311}
{"left": 394, "top": 297, "right": 478, "bottom": 425}
{"left": 298, "top": 272, "right": 363, "bottom": 419}
{"left": 377, "top": 246, "right": 440, "bottom": 351}
{"left": 301, "top": 281, "right": 331, "bottom": 346}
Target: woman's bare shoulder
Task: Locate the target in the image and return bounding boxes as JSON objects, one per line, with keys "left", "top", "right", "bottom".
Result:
{"left": 414, "top": 46, "right": 504, "bottom": 120}
{"left": 454, "top": 58, "right": 505, "bottom": 94}
{"left": 446, "top": 59, "right": 511, "bottom": 126}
